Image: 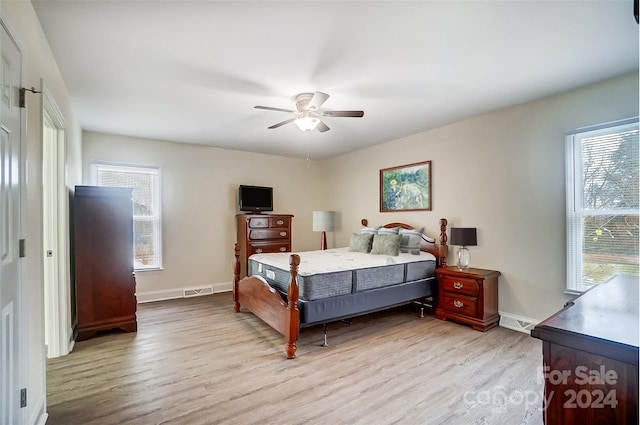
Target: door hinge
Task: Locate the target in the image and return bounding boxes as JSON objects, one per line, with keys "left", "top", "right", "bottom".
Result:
{"left": 19, "top": 239, "right": 26, "bottom": 258}
{"left": 20, "top": 388, "right": 27, "bottom": 408}
{"left": 19, "top": 88, "right": 26, "bottom": 108}
{"left": 19, "top": 87, "right": 41, "bottom": 108}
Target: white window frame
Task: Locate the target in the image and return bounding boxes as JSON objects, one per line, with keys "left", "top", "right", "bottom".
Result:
{"left": 565, "top": 117, "right": 639, "bottom": 293}
{"left": 90, "top": 161, "right": 163, "bottom": 271}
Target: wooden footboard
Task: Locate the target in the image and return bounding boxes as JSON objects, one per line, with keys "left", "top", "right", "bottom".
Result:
{"left": 233, "top": 244, "right": 300, "bottom": 359}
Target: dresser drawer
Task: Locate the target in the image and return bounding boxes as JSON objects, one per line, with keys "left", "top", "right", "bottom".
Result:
{"left": 270, "top": 216, "right": 290, "bottom": 228}
{"left": 249, "top": 242, "right": 290, "bottom": 255}
{"left": 441, "top": 294, "right": 477, "bottom": 317}
{"left": 249, "top": 229, "right": 290, "bottom": 240}
{"left": 247, "top": 217, "right": 270, "bottom": 228}
{"left": 439, "top": 275, "right": 479, "bottom": 297}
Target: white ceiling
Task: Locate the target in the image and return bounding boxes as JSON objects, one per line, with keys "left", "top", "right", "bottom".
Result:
{"left": 32, "top": 1, "right": 639, "bottom": 160}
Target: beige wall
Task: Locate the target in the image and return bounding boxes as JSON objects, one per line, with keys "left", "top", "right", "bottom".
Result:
{"left": 2, "top": 1, "right": 83, "bottom": 424}
{"left": 325, "top": 72, "right": 639, "bottom": 321}
{"left": 82, "top": 132, "right": 327, "bottom": 294}
{"left": 84, "top": 72, "right": 638, "bottom": 322}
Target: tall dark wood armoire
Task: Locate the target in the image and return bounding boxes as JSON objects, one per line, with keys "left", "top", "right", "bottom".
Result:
{"left": 72, "top": 185, "right": 137, "bottom": 341}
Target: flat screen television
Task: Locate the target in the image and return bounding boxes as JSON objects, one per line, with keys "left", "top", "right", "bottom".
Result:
{"left": 239, "top": 185, "right": 273, "bottom": 213}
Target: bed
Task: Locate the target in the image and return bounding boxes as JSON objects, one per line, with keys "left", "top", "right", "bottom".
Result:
{"left": 232, "top": 218, "right": 449, "bottom": 358}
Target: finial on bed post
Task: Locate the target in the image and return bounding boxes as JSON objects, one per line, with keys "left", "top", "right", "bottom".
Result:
{"left": 285, "top": 254, "right": 301, "bottom": 359}
{"left": 439, "top": 218, "right": 448, "bottom": 267}
{"left": 361, "top": 219, "right": 368, "bottom": 227}
{"left": 233, "top": 243, "right": 241, "bottom": 313}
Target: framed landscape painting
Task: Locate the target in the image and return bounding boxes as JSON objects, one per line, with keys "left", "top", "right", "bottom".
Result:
{"left": 380, "top": 161, "right": 432, "bottom": 212}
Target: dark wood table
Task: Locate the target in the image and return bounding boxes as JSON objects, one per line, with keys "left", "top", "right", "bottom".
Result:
{"left": 531, "top": 275, "right": 639, "bottom": 424}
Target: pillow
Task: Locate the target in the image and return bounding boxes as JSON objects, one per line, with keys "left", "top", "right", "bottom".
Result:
{"left": 377, "top": 226, "right": 401, "bottom": 235}
{"left": 399, "top": 227, "right": 424, "bottom": 255}
{"left": 370, "top": 233, "right": 402, "bottom": 256}
{"left": 349, "top": 233, "right": 374, "bottom": 253}
{"left": 361, "top": 226, "right": 380, "bottom": 235}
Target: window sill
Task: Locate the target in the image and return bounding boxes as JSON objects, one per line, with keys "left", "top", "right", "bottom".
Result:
{"left": 134, "top": 267, "right": 164, "bottom": 272}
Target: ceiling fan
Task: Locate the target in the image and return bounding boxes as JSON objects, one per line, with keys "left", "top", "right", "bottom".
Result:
{"left": 254, "top": 92, "right": 364, "bottom": 133}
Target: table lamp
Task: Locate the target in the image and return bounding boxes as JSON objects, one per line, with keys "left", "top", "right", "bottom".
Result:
{"left": 313, "top": 211, "right": 335, "bottom": 250}
{"left": 450, "top": 227, "right": 477, "bottom": 270}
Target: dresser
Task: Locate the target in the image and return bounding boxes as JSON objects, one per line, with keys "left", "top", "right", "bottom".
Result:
{"left": 72, "top": 186, "right": 137, "bottom": 341}
{"left": 435, "top": 266, "right": 500, "bottom": 331}
{"left": 531, "top": 276, "right": 638, "bottom": 425}
{"left": 236, "top": 214, "right": 293, "bottom": 278}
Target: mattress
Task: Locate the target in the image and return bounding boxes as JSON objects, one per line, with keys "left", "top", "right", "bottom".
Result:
{"left": 248, "top": 247, "right": 436, "bottom": 301}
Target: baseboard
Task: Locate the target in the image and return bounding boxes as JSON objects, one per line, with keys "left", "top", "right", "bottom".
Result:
{"left": 67, "top": 335, "right": 75, "bottom": 355}
{"left": 499, "top": 312, "right": 540, "bottom": 334}
{"left": 137, "top": 282, "right": 232, "bottom": 303}
{"left": 30, "top": 393, "right": 47, "bottom": 425}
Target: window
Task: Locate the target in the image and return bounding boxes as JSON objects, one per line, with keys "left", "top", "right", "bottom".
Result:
{"left": 91, "top": 162, "right": 162, "bottom": 270}
{"left": 565, "top": 117, "right": 639, "bottom": 293}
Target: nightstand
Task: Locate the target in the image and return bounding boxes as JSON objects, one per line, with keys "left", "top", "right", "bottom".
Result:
{"left": 435, "top": 266, "right": 501, "bottom": 331}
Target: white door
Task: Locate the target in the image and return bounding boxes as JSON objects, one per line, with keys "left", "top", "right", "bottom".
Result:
{"left": 0, "top": 19, "right": 24, "bottom": 425}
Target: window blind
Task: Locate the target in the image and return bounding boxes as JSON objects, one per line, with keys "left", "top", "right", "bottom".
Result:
{"left": 566, "top": 118, "right": 639, "bottom": 292}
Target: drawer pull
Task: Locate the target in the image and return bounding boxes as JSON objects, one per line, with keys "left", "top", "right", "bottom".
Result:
{"left": 255, "top": 248, "right": 263, "bottom": 254}
{"left": 453, "top": 281, "right": 463, "bottom": 290}
{"left": 277, "top": 220, "right": 284, "bottom": 225}
{"left": 280, "top": 231, "right": 287, "bottom": 237}
{"left": 279, "top": 247, "right": 286, "bottom": 252}
{"left": 453, "top": 300, "right": 464, "bottom": 308}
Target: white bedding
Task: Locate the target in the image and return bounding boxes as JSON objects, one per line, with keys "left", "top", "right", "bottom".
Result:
{"left": 250, "top": 247, "right": 436, "bottom": 277}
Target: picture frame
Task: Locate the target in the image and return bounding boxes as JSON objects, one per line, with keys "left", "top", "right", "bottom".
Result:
{"left": 380, "top": 160, "right": 432, "bottom": 212}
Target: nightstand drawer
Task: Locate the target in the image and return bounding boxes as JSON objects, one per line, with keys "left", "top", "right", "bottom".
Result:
{"left": 439, "top": 276, "right": 479, "bottom": 297}
{"left": 441, "top": 294, "right": 477, "bottom": 317}
{"left": 249, "top": 243, "right": 290, "bottom": 255}
{"left": 249, "top": 229, "right": 289, "bottom": 240}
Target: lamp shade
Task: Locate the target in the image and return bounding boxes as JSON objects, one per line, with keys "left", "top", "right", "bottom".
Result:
{"left": 312, "top": 211, "right": 335, "bottom": 232}
{"left": 450, "top": 227, "right": 477, "bottom": 246}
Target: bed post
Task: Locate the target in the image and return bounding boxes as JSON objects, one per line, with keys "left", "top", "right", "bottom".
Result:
{"left": 439, "top": 218, "right": 448, "bottom": 267}
{"left": 285, "top": 254, "right": 301, "bottom": 359}
{"left": 233, "top": 243, "right": 241, "bottom": 313}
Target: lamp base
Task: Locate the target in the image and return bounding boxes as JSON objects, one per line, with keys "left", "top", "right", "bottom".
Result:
{"left": 456, "top": 246, "right": 470, "bottom": 270}
{"left": 320, "top": 231, "right": 327, "bottom": 250}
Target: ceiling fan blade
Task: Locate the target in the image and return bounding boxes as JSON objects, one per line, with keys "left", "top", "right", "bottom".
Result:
{"left": 317, "top": 121, "right": 330, "bottom": 132}
{"left": 321, "top": 110, "right": 364, "bottom": 118}
{"left": 308, "top": 91, "right": 330, "bottom": 111}
{"left": 255, "top": 105, "right": 295, "bottom": 113}
{"left": 267, "top": 118, "right": 296, "bottom": 129}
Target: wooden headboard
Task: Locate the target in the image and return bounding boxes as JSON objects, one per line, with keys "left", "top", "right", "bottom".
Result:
{"left": 361, "top": 218, "right": 448, "bottom": 267}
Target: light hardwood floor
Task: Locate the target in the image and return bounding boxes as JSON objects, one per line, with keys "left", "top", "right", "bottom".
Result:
{"left": 47, "top": 293, "right": 544, "bottom": 425}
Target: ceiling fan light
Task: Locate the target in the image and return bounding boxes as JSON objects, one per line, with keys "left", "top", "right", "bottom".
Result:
{"left": 294, "top": 116, "right": 319, "bottom": 132}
